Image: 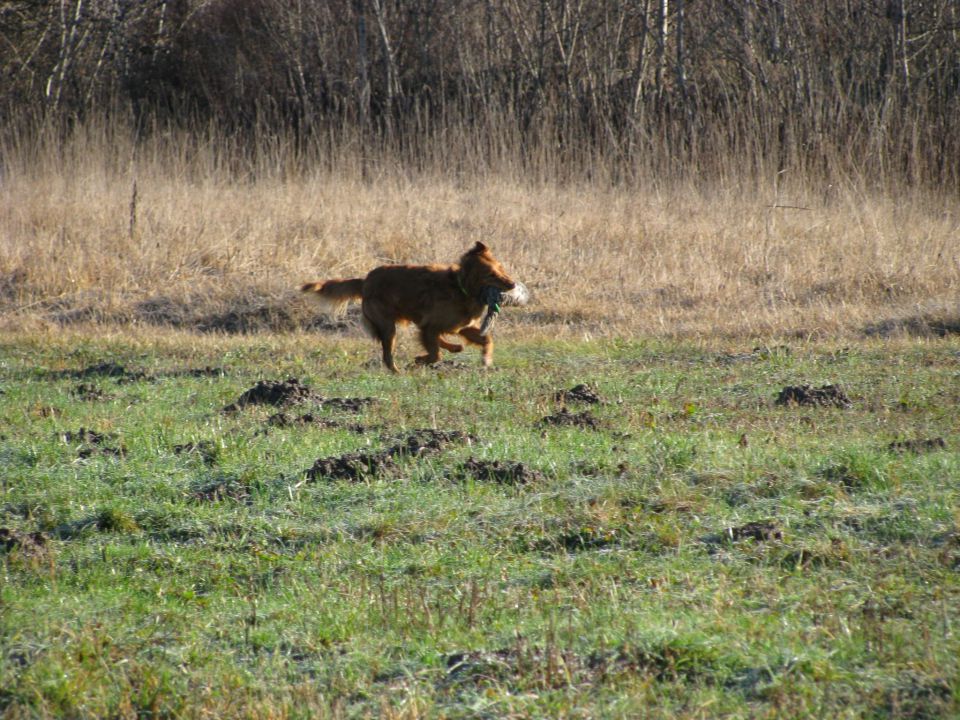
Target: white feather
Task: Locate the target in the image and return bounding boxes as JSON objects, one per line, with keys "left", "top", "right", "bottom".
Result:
{"left": 502, "top": 281, "right": 531, "bottom": 306}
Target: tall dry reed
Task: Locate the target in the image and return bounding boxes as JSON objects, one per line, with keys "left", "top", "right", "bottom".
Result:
{"left": 1, "top": 114, "right": 957, "bottom": 339}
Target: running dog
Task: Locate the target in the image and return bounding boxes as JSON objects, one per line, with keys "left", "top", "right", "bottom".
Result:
{"left": 301, "top": 242, "right": 527, "bottom": 372}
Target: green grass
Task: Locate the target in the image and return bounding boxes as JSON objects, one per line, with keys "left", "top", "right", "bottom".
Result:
{"left": 1, "top": 331, "right": 958, "bottom": 718}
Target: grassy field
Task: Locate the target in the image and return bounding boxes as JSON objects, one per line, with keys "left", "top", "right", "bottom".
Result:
{"left": 1, "top": 328, "right": 957, "bottom": 718}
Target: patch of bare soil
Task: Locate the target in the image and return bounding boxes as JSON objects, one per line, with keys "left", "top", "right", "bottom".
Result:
{"left": 75, "top": 361, "right": 139, "bottom": 379}
{"left": 538, "top": 408, "right": 602, "bottom": 429}
{"left": 265, "top": 412, "right": 370, "bottom": 434}
{"left": 441, "top": 638, "right": 725, "bottom": 696}
{"left": 888, "top": 437, "right": 946, "bottom": 454}
{"left": 0, "top": 527, "right": 50, "bottom": 558}
{"left": 865, "top": 312, "right": 960, "bottom": 338}
{"left": 449, "top": 458, "right": 544, "bottom": 485}
{"left": 586, "top": 644, "right": 722, "bottom": 683}
{"left": 701, "top": 520, "right": 783, "bottom": 545}
{"left": 47, "top": 362, "right": 226, "bottom": 385}
{"left": 554, "top": 383, "right": 602, "bottom": 404}
{"left": 189, "top": 479, "right": 251, "bottom": 504}
{"left": 304, "top": 429, "right": 474, "bottom": 482}
{"left": 442, "top": 639, "right": 724, "bottom": 696}
{"left": 31, "top": 404, "right": 61, "bottom": 418}
{"left": 77, "top": 445, "right": 125, "bottom": 459}
{"left": 162, "top": 366, "right": 228, "bottom": 379}
{"left": 524, "top": 520, "right": 624, "bottom": 553}
{"left": 717, "top": 346, "right": 792, "bottom": 364}
{"left": 173, "top": 441, "right": 220, "bottom": 465}
{"left": 385, "top": 429, "right": 476, "bottom": 455}
{"left": 52, "top": 508, "right": 139, "bottom": 539}
{"left": 443, "top": 645, "right": 584, "bottom": 691}
{"left": 874, "top": 671, "right": 954, "bottom": 720}
{"left": 547, "top": 526, "right": 622, "bottom": 552}
{"left": 933, "top": 531, "right": 960, "bottom": 570}
{"left": 46, "top": 361, "right": 147, "bottom": 383}
{"left": 223, "top": 378, "right": 320, "bottom": 411}
{"left": 630, "top": 497, "right": 695, "bottom": 514}
{"left": 426, "top": 360, "right": 471, "bottom": 371}
{"left": 60, "top": 427, "right": 111, "bottom": 444}
{"left": 779, "top": 547, "right": 830, "bottom": 569}
{"left": 59, "top": 427, "right": 126, "bottom": 459}
{"left": 321, "top": 397, "right": 376, "bottom": 412}
{"left": 71, "top": 382, "right": 111, "bottom": 401}
{"left": 197, "top": 304, "right": 302, "bottom": 334}
{"left": 132, "top": 290, "right": 353, "bottom": 334}
{"left": 775, "top": 384, "right": 852, "bottom": 408}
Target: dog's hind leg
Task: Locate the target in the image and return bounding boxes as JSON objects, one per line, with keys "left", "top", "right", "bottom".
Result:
{"left": 363, "top": 313, "right": 400, "bottom": 373}
{"left": 458, "top": 326, "right": 494, "bottom": 367}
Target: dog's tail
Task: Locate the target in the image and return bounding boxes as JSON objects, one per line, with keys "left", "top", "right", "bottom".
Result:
{"left": 301, "top": 278, "right": 364, "bottom": 314}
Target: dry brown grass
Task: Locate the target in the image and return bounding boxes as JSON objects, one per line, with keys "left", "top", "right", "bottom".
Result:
{"left": 1, "top": 121, "right": 958, "bottom": 340}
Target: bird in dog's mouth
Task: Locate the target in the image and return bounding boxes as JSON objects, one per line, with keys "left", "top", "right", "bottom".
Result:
{"left": 479, "top": 281, "right": 530, "bottom": 335}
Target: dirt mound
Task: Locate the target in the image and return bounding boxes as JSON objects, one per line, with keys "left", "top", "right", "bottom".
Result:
{"left": 450, "top": 458, "right": 544, "bottom": 485}
{"left": 387, "top": 429, "right": 475, "bottom": 455}
{"left": 223, "top": 378, "right": 319, "bottom": 411}
{"left": 538, "top": 409, "right": 602, "bottom": 429}
{"left": 888, "top": 437, "right": 946, "bottom": 454}
{"left": 223, "top": 380, "right": 373, "bottom": 413}
{"left": 0, "top": 528, "right": 50, "bottom": 558}
{"left": 305, "top": 450, "right": 393, "bottom": 482}
{"left": 554, "top": 383, "right": 602, "bottom": 404}
{"left": 59, "top": 427, "right": 126, "bottom": 458}
{"left": 304, "top": 429, "right": 473, "bottom": 482}
{"left": 775, "top": 384, "right": 852, "bottom": 408}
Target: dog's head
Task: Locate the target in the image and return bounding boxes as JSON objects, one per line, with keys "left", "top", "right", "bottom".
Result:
{"left": 460, "top": 242, "right": 517, "bottom": 293}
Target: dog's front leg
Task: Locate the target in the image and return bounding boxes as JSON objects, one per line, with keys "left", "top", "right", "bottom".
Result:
{"left": 458, "top": 326, "right": 494, "bottom": 367}
{"left": 415, "top": 327, "right": 443, "bottom": 365}
{"left": 438, "top": 337, "right": 464, "bottom": 353}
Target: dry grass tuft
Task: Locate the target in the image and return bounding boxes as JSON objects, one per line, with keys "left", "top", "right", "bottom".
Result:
{"left": 1, "top": 122, "right": 957, "bottom": 339}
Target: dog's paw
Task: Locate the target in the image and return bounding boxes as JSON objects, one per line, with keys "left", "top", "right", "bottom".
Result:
{"left": 414, "top": 354, "right": 442, "bottom": 365}
{"left": 439, "top": 339, "right": 464, "bottom": 353}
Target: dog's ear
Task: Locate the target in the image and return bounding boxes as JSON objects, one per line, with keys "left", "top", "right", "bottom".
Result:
{"left": 469, "top": 241, "right": 489, "bottom": 255}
